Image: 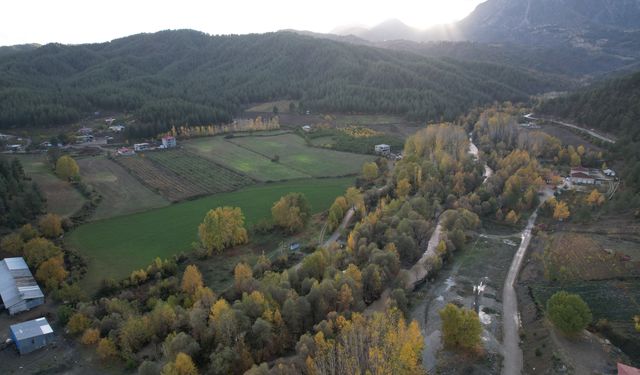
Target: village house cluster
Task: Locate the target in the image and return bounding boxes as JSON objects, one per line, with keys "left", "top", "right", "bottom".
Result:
{"left": 117, "top": 135, "right": 177, "bottom": 156}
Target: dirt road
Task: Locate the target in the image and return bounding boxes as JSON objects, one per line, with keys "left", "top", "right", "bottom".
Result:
{"left": 502, "top": 191, "right": 552, "bottom": 375}
{"left": 524, "top": 113, "right": 616, "bottom": 144}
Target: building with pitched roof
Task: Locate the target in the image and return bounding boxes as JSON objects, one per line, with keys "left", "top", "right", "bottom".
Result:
{"left": 0, "top": 257, "right": 44, "bottom": 315}
{"left": 9, "top": 317, "right": 54, "bottom": 354}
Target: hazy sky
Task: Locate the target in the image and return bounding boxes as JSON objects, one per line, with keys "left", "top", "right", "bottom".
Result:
{"left": 0, "top": 0, "right": 485, "bottom": 46}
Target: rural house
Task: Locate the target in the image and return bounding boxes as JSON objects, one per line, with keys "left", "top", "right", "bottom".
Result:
{"left": 134, "top": 143, "right": 151, "bottom": 152}
{"left": 9, "top": 317, "right": 54, "bottom": 355}
{"left": 0, "top": 257, "right": 44, "bottom": 315}
{"left": 162, "top": 136, "right": 177, "bottom": 148}
{"left": 569, "top": 167, "right": 613, "bottom": 185}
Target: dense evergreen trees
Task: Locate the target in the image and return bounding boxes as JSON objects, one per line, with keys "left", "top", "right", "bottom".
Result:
{"left": 0, "top": 30, "right": 564, "bottom": 129}
{"left": 0, "top": 158, "right": 44, "bottom": 228}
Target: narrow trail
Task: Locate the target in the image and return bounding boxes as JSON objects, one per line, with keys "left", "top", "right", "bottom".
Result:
{"left": 501, "top": 190, "right": 552, "bottom": 375}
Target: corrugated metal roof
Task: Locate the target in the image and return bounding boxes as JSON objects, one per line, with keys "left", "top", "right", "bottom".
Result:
{"left": 0, "top": 258, "right": 44, "bottom": 312}
{"left": 10, "top": 317, "right": 53, "bottom": 341}
{"left": 4, "top": 257, "right": 28, "bottom": 270}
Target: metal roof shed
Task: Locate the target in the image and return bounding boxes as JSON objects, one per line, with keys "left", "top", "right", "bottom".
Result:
{"left": 0, "top": 257, "right": 45, "bottom": 315}
{"left": 9, "top": 317, "right": 54, "bottom": 354}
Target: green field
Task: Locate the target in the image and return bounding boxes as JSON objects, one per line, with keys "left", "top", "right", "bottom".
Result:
{"left": 77, "top": 156, "right": 169, "bottom": 221}
{"left": 228, "top": 133, "right": 375, "bottom": 177}
{"left": 184, "top": 137, "right": 309, "bottom": 181}
{"left": 5, "top": 154, "right": 86, "bottom": 217}
{"left": 66, "top": 177, "right": 353, "bottom": 292}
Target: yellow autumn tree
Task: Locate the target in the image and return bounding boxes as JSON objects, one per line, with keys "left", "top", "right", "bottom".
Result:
{"left": 396, "top": 178, "right": 411, "bottom": 199}
{"left": 553, "top": 201, "right": 571, "bottom": 221}
{"left": 38, "top": 213, "right": 63, "bottom": 238}
{"left": 234, "top": 262, "right": 253, "bottom": 293}
{"left": 56, "top": 155, "right": 80, "bottom": 181}
{"left": 585, "top": 189, "right": 605, "bottom": 207}
{"left": 505, "top": 210, "right": 519, "bottom": 224}
{"left": 181, "top": 265, "right": 204, "bottom": 296}
{"left": 161, "top": 352, "right": 198, "bottom": 375}
{"left": 307, "top": 309, "right": 423, "bottom": 374}
{"left": 210, "top": 299, "right": 237, "bottom": 346}
{"left": 80, "top": 328, "right": 100, "bottom": 345}
{"left": 35, "top": 255, "right": 68, "bottom": 290}
{"left": 198, "top": 206, "right": 248, "bottom": 254}
{"left": 271, "top": 193, "right": 311, "bottom": 233}
{"left": 96, "top": 337, "right": 117, "bottom": 360}
{"left": 362, "top": 162, "right": 379, "bottom": 181}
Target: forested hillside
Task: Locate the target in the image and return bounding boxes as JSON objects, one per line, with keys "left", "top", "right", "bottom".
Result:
{"left": 539, "top": 71, "right": 640, "bottom": 138}
{"left": 0, "top": 30, "right": 566, "bottom": 129}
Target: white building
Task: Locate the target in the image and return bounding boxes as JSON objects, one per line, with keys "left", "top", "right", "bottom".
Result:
{"left": 374, "top": 144, "right": 390, "bottom": 154}
{"left": 162, "top": 136, "right": 177, "bottom": 148}
{"left": 109, "top": 125, "right": 125, "bottom": 132}
{"left": 134, "top": 143, "right": 150, "bottom": 152}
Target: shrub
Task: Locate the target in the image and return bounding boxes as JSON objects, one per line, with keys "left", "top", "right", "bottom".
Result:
{"left": 546, "top": 291, "right": 592, "bottom": 335}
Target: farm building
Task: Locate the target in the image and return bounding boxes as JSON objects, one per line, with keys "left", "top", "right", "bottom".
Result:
{"left": 134, "top": 143, "right": 151, "bottom": 152}
{"left": 374, "top": 144, "right": 390, "bottom": 154}
{"left": 109, "top": 125, "right": 125, "bottom": 132}
{"left": 117, "top": 147, "right": 135, "bottom": 156}
{"left": 0, "top": 257, "right": 44, "bottom": 315}
{"left": 162, "top": 136, "right": 177, "bottom": 148}
{"left": 569, "top": 167, "right": 613, "bottom": 185}
{"left": 9, "top": 317, "right": 54, "bottom": 355}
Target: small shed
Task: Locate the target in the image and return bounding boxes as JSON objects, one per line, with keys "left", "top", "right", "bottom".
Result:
{"left": 10, "top": 317, "right": 54, "bottom": 354}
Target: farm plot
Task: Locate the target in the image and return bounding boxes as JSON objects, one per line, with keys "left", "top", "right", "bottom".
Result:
{"left": 3, "top": 154, "right": 86, "bottom": 217}
{"left": 77, "top": 156, "right": 169, "bottom": 221}
{"left": 67, "top": 177, "right": 353, "bottom": 293}
{"left": 183, "top": 136, "right": 310, "bottom": 181}
{"left": 229, "top": 133, "right": 375, "bottom": 177}
{"left": 145, "top": 149, "right": 254, "bottom": 193}
{"left": 544, "top": 232, "right": 640, "bottom": 281}
{"left": 115, "top": 155, "right": 207, "bottom": 201}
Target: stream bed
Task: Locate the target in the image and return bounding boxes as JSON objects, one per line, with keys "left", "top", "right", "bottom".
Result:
{"left": 409, "top": 231, "right": 522, "bottom": 374}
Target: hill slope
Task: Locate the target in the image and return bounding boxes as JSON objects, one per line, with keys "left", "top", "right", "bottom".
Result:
{"left": 539, "top": 71, "right": 640, "bottom": 138}
{"left": 0, "top": 30, "right": 566, "bottom": 130}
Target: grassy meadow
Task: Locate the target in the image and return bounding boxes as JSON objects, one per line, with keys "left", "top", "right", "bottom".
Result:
{"left": 184, "top": 136, "right": 309, "bottom": 181}
{"left": 5, "top": 154, "right": 86, "bottom": 217}
{"left": 78, "top": 156, "right": 170, "bottom": 220}
{"left": 228, "top": 133, "right": 375, "bottom": 177}
{"left": 66, "top": 177, "right": 353, "bottom": 293}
